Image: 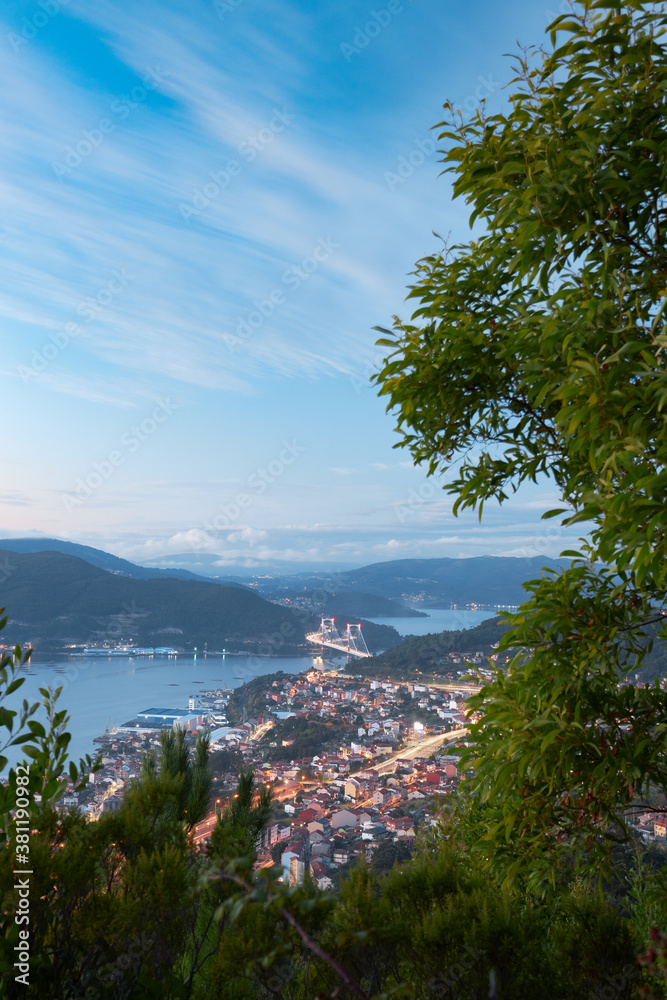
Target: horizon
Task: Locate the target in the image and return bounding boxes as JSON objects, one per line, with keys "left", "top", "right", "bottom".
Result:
{"left": 0, "top": 534, "right": 568, "bottom": 580}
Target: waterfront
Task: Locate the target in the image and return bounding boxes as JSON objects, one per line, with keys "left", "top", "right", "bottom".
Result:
{"left": 3, "top": 609, "right": 491, "bottom": 766}
{"left": 4, "top": 652, "right": 317, "bottom": 767}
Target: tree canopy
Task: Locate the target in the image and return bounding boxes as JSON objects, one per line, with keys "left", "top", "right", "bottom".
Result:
{"left": 374, "top": 0, "right": 667, "bottom": 886}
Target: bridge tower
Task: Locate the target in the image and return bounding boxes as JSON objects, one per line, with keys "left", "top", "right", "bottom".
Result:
{"left": 345, "top": 623, "right": 370, "bottom": 658}
{"left": 319, "top": 618, "right": 342, "bottom": 644}
{"left": 305, "top": 617, "right": 372, "bottom": 658}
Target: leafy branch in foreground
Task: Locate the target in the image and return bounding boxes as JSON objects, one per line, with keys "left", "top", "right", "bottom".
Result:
{"left": 373, "top": 0, "right": 667, "bottom": 885}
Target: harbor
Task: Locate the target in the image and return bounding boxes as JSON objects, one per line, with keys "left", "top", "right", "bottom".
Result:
{"left": 3, "top": 651, "right": 318, "bottom": 768}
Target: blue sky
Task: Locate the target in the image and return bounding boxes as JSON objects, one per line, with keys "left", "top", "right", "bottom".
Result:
{"left": 0, "top": 0, "right": 580, "bottom": 575}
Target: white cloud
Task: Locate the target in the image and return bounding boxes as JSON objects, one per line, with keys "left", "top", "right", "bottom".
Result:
{"left": 226, "top": 527, "right": 268, "bottom": 545}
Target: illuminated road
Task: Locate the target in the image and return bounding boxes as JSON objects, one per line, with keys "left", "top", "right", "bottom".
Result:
{"left": 372, "top": 729, "right": 468, "bottom": 775}
{"left": 325, "top": 673, "right": 481, "bottom": 694}
{"left": 192, "top": 812, "right": 218, "bottom": 843}
{"left": 249, "top": 720, "right": 275, "bottom": 743}
{"left": 424, "top": 682, "right": 481, "bottom": 694}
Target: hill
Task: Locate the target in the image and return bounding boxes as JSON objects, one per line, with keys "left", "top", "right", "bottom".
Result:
{"left": 361, "top": 614, "right": 667, "bottom": 682}
{"left": 262, "top": 589, "right": 427, "bottom": 619}
{"left": 334, "top": 556, "right": 569, "bottom": 605}
{"left": 0, "top": 537, "right": 248, "bottom": 587}
{"left": 360, "top": 617, "right": 511, "bottom": 679}
{"left": 321, "top": 591, "right": 427, "bottom": 617}
{"left": 0, "top": 549, "right": 305, "bottom": 652}
{"left": 254, "top": 556, "right": 569, "bottom": 607}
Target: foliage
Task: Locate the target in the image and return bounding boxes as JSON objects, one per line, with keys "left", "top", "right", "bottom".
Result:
{"left": 369, "top": 838, "right": 414, "bottom": 872}
{"left": 139, "top": 727, "right": 212, "bottom": 831}
{"left": 1, "top": 600, "right": 666, "bottom": 997}
{"left": 226, "top": 671, "right": 294, "bottom": 726}
{"left": 0, "top": 611, "right": 101, "bottom": 998}
{"left": 374, "top": 0, "right": 667, "bottom": 885}
{"left": 208, "top": 746, "right": 243, "bottom": 777}
{"left": 313, "top": 843, "right": 647, "bottom": 999}
{"left": 260, "top": 714, "right": 351, "bottom": 761}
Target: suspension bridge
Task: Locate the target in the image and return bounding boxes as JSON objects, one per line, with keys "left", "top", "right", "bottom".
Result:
{"left": 305, "top": 617, "right": 372, "bottom": 658}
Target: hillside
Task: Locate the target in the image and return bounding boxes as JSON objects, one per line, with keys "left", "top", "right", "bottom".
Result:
{"left": 254, "top": 556, "right": 569, "bottom": 607}
{"left": 336, "top": 556, "right": 569, "bottom": 605}
{"left": 263, "top": 589, "right": 426, "bottom": 619}
{"left": 0, "top": 549, "right": 305, "bottom": 651}
{"left": 0, "top": 537, "right": 242, "bottom": 585}
{"left": 360, "top": 617, "right": 512, "bottom": 679}
{"left": 320, "top": 590, "right": 427, "bottom": 618}
{"left": 362, "top": 614, "right": 667, "bottom": 682}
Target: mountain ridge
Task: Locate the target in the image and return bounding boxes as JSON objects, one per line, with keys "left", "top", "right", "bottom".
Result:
{"left": 0, "top": 549, "right": 306, "bottom": 652}
{"left": 0, "top": 538, "right": 246, "bottom": 586}
{"left": 253, "top": 555, "right": 570, "bottom": 606}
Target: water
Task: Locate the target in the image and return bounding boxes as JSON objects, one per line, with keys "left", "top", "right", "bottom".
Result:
{"left": 2, "top": 652, "right": 316, "bottom": 768}
{"left": 366, "top": 607, "right": 504, "bottom": 636}
{"left": 1, "top": 609, "right": 501, "bottom": 769}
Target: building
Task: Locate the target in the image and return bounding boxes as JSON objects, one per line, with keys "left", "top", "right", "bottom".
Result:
{"left": 654, "top": 814, "right": 667, "bottom": 839}
{"left": 119, "top": 707, "right": 207, "bottom": 733}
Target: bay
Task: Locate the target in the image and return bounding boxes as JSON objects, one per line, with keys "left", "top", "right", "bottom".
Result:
{"left": 4, "top": 652, "right": 316, "bottom": 767}
{"left": 366, "top": 607, "right": 505, "bottom": 636}
{"left": 3, "top": 610, "right": 502, "bottom": 768}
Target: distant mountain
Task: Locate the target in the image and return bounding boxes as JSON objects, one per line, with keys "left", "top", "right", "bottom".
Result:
{"left": 137, "top": 551, "right": 355, "bottom": 579}
{"left": 338, "top": 556, "right": 569, "bottom": 605}
{"left": 0, "top": 543, "right": 571, "bottom": 620}
{"left": 320, "top": 591, "right": 428, "bottom": 619}
{"left": 254, "top": 556, "right": 569, "bottom": 607}
{"left": 136, "top": 550, "right": 255, "bottom": 580}
{"left": 0, "top": 538, "right": 247, "bottom": 587}
{"left": 261, "top": 589, "right": 427, "bottom": 619}
{"left": 0, "top": 549, "right": 305, "bottom": 651}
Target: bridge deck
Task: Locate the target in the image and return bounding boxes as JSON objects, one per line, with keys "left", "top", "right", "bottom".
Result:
{"left": 305, "top": 632, "right": 372, "bottom": 658}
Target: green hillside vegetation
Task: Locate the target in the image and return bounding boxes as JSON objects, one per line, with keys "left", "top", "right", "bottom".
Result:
{"left": 259, "top": 714, "right": 351, "bottom": 761}
{"left": 320, "top": 590, "right": 427, "bottom": 618}
{"left": 364, "top": 615, "right": 667, "bottom": 682}
{"left": 0, "top": 550, "right": 306, "bottom": 651}
{"left": 208, "top": 747, "right": 243, "bottom": 780}
{"left": 362, "top": 616, "right": 510, "bottom": 678}
{"left": 226, "top": 672, "right": 295, "bottom": 726}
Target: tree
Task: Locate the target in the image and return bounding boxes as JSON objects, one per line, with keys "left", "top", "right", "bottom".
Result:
{"left": 0, "top": 608, "right": 661, "bottom": 1000}
{"left": 139, "top": 726, "right": 212, "bottom": 831}
{"left": 374, "top": 0, "right": 667, "bottom": 887}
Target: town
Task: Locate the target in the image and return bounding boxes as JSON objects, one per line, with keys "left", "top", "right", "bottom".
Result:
{"left": 54, "top": 659, "right": 667, "bottom": 893}
{"left": 57, "top": 663, "right": 480, "bottom": 885}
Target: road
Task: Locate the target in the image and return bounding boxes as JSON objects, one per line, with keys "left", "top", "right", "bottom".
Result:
{"left": 192, "top": 812, "right": 219, "bottom": 843}
{"left": 372, "top": 729, "right": 468, "bottom": 775}
{"left": 424, "top": 682, "right": 481, "bottom": 694}
{"left": 249, "top": 720, "right": 275, "bottom": 743}
{"left": 324, "top": 672, "right": 481, "bottom": 695}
